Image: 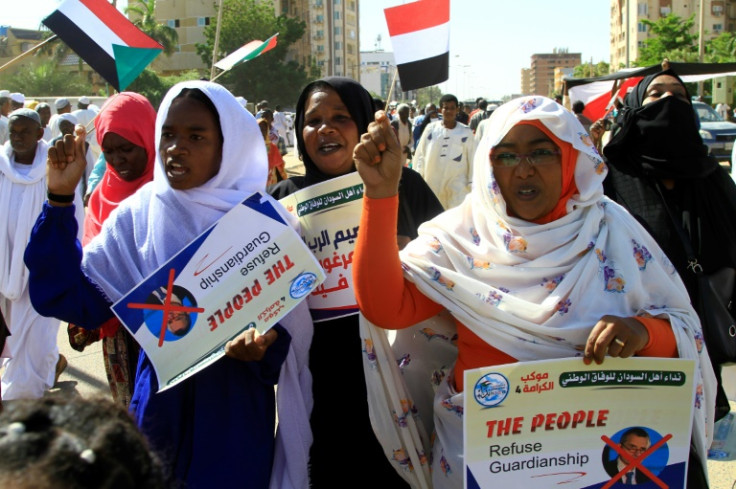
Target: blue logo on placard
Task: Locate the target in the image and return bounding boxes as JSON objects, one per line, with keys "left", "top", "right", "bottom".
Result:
{"left": 290, "top": 272, "right": 318, "bottom": 299}
{"left": 473, "top": 373, "right": 509, "bottom": 407}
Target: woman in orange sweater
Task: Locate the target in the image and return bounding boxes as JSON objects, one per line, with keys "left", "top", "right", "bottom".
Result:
{"left": 352, "top": 96, "right": 715, "bottom": 488}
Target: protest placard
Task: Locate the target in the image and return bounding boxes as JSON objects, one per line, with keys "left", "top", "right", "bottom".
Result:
{"left": 464, "top": 357, "right": 696, "bottom": 489}
{"left": 111, "top": 192, "right": 324, "bottom": 391}
{"left": 278, "top": 172, "right": 364, "bottom": 322}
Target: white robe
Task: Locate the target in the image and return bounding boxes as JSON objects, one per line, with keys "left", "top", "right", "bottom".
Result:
{"left": 0, "top": 140, "right": 83, "bottom": 399}
{"left": 413, "top": 120, "right": 476, "bottom": 210}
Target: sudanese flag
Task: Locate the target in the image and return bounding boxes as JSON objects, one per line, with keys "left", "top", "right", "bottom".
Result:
{"left": 43, "top": 0, "right": 163, "bottom": 91}
{"left": 384, "top": 0, "right": 450, "bottom": 91}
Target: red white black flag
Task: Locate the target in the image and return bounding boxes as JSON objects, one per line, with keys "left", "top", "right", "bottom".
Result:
{"left": 384, "top": 0, "right": 450, "bottom": 91}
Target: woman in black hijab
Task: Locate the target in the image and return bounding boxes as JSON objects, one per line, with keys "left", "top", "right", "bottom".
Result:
{"left": 269, "top": 77, "right": 443, "bottom": 487}
{"left": 603, "top": 68, "right": 736, "bottom": 487}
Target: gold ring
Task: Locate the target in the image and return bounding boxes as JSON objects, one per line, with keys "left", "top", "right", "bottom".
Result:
{"left": 614, "top": 338, "right": 626, "bottom": 347}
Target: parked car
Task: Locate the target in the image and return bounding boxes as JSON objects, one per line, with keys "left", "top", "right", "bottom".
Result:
{"left": 693, "top": 101, "right": 736, "bottom": 172}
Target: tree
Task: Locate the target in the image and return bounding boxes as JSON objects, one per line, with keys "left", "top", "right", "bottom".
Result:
{"left": 126, "top": 69, "right": 202, "bottom": 109}
{"left": 196, "top": 0, "right": 316, "bottom": 106}
{"left": 635, "top": 14, "right": 699, "bottom": 66}
{"left": 573, "top": 61, "right": 610, "bottom": 78}
{"left": 706, "top": 31, "right": 736, "bottom": 62}
{"left": 126, "top": 0, "right": 179, "bottom": 56}
{"left": 0, "top": 60, "right": 91, "bottom": 95}
{"left": 415, "top": 86, "right": 443, "bottom": 108}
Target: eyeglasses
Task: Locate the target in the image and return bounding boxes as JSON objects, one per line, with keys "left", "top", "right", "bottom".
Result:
{"left": 621, "top": 443, "right": 648, "bottom": 454}
{"left": 491, "top": 148, "right": 561, "bottom": 168}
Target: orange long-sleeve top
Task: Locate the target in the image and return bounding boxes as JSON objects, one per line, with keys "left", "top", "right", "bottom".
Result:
{"left": 353, "top": 195, "right": 678, "bottom": 392}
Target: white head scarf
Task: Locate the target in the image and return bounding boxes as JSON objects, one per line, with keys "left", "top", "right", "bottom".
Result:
{"left": 83, "top": 80, "right": 267, "bottom": 296}
{"left": 365, "top": 97, "right": 715, "bottom": 485}
{"left": 82, "top": 80, "right": 311, "bottom": 488}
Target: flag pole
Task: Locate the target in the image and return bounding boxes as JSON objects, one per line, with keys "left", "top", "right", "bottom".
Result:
{"left": 209, "top": 0, "right": 225, "bottom": 80}
{"left": 0, "top": 34, "right": 58, "bottom": 74}
{"left": 211, "top": 68, "right": 227, "bottom": 82}
{"left": 385, "top": 67, "right": 399, "bottom": 108}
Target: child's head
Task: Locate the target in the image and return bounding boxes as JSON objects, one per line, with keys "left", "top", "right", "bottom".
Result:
{"left": 0, "top": 396, "right": 169, "bottom": 489}
{"left": 159, "top": 88, "right": 224, "bottom": 190}
{"left": 153, "top": 80, "right": 268, "bottom": 196}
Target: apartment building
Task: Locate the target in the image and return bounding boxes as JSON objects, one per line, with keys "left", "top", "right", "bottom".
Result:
{"left": 152, "top": 0, "right": 359, "bottom": 79}
{"left": 611, "top": 0, "right": 736, "bottom": 68}
{"left": 520, "top": 68, "right": 532, "bottom": 95}
{"left": 360, "top": 50, "right": 415, "bottom": 101}
{"left": 526, "top": 50, "right": 581, "bottom": 96}
{"left": 283, "top": 0, "right": 360, "bottom": 79}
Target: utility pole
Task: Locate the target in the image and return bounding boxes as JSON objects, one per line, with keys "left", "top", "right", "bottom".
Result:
{"left": 698, "top": 0, "right": 706, "bottom": 98}
{"left": 625, "top": 0, "right": 630, "bottom": 68}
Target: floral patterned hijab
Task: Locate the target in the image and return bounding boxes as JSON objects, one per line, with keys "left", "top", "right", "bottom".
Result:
{"left": 398, "top": 95, "right": 714, "bottom": 459}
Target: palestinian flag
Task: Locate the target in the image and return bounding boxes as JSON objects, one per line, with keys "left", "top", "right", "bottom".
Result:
{"left": 384, "top": 0, "right": 450, "bottom": 91}
{"left": 43, "top": 0, "right": 163, "bottom": 91}
{"left": 214, "top": 33, "right": 279, "bottom": 72}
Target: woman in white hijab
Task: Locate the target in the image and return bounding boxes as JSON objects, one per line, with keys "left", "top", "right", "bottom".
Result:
{"left": 24, "top": 81, "right": 313, "bottom": 489}
{"left": 351, "top": 96, "right": 715, "bottom": 488}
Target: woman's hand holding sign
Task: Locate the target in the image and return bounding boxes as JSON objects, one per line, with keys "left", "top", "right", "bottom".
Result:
{"left": 225, "top": 327, "right": 278, "bottom": 362}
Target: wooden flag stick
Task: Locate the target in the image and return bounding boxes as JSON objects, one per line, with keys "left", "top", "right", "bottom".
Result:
{"left": 209, "top": 0, "right": 225, "bottom": 80}
{"left": 385, "top": 67, "right": 399, "bottom": 108}
{"left": 0, "top": 34, "right": 58, "bottom": 74}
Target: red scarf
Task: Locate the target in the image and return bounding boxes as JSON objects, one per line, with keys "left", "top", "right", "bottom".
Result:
{"left": 83, "top": 93, "right": 156, "bottom": 246}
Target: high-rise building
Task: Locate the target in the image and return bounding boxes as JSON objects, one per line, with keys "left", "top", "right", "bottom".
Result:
{"left": 527, "top": 49, "right": 581, "bottom": 96}
{"left": 520, "top": 68, "right": 532, "bottom": 95}
{"left": 152, "top": 0, "right": 211, "bottom": 74}
{"left": 283, "top": 0, "right": 360, "bottom": 79}
{"left": 610, "top": 0, "right": 736, "bottom": 69}
{"left": 148, "top": 0, "right": 360, "bottom": 80}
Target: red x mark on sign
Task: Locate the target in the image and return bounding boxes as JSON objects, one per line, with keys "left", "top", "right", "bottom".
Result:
{"left": 601, "top": 433, "right": 672, "bottom": 489}
{"left": 127, "top": 268, "right": 205, "bottom": 347}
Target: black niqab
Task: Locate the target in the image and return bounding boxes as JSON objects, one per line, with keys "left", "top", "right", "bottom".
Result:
{"left": 603, "top": 68, "right": 736, "bottom": 284}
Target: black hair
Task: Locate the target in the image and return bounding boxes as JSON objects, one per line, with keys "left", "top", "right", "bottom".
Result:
{"left": 439, "top": 94, "right": 458, "bottom": 108}
{"left": 173, "top": 88, "right": 223, "bottom": 144}
{"left": 0, "top": 396, "right": 170, "bottom": 489}
{"left": 478, "top": 99, "right": 488, "bottom": 110}
{"left": 620, "top": 427, "right": 650, "bottom": 444}
{"left": 373, "top": 98, "right": 386, "bottom": 111}
{"left": 572, "top": 100, "right": 585, "bottom": 114}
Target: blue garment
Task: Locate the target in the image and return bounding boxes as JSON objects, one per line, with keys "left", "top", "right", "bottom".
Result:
{"left": 85, "top": 152, "right": 106, "bottom": 197}
{"left": 25, "top": 203, "right": 291, "bottom": 489}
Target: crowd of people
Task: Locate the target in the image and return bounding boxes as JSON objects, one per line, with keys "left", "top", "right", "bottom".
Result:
{"left": 0, "top": 68, "right": 730, "bottom": 488}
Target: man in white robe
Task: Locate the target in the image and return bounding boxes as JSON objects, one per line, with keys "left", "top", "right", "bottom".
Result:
{"left": 72, "top": 96, "right": 100, "bottom": 160}
{"left": 0, "top": 90, "right": 10, "bottom": 145}
{"left": 413, "top": 94, "right": 476, "bottom": 209}
{"left": 0, "top": 109, "right": 83, "bottom": 400}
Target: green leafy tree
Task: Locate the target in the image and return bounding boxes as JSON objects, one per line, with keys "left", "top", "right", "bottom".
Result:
{"left": 415, "top": 86, "right": 443, "bottom": 108}
{"left": 635, "top": 14, "right": 699, "bottom": 66}
{"left": 196, "top": 0, "right": 314, "bottom": 106}
{"left": 0, "top": 60, "right": 91, "bottom": 95}
{"left": 706, "top": 31, "right": 736, "bottom": 62}
{"left": 126, "top": 68, "right": 203, "bottom": 109}
{"left": 573, "top": 61, "right": 610, "bottom": 78}
{"left": 126, "top": 0, "right": 179, "bottom": 56}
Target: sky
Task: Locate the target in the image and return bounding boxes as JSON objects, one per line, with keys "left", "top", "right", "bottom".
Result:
{"left": 4, "top": 0, "right": 610, "bottom": 100}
